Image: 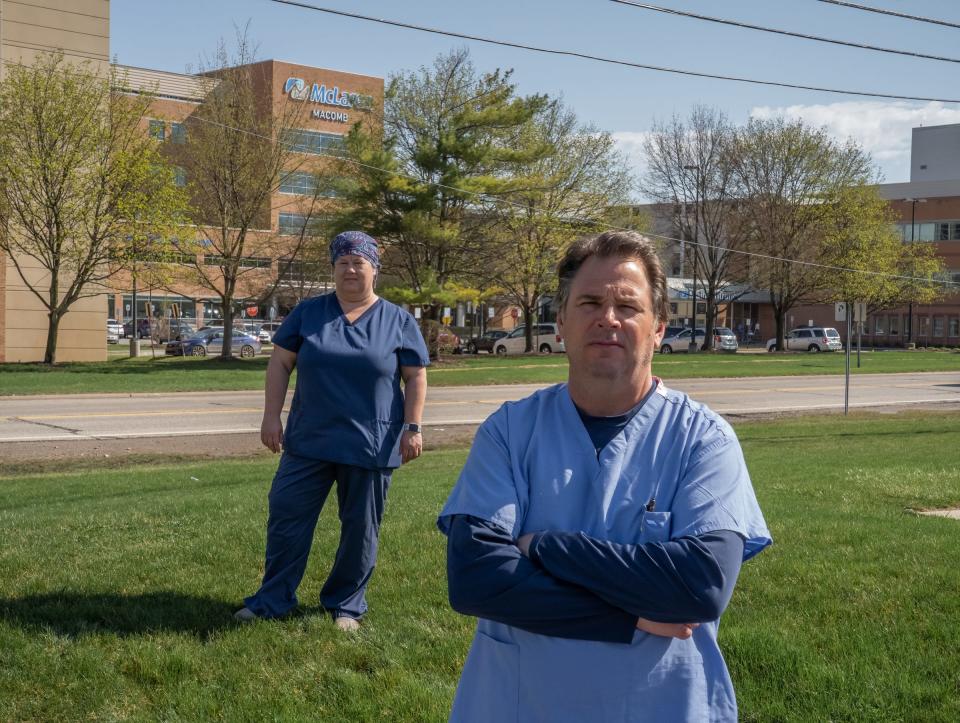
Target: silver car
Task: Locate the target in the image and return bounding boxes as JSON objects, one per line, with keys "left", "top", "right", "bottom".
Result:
{"left": 767, "top": 327, "right": 843, "bottom": 353}
{"left": 165, "top": 328, "right": 262, "bottom": 358}
{"left": 659, "top": 327, "right": 738, "bottom": 353}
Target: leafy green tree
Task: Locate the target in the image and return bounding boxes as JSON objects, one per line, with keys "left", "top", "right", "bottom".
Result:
{"left": 332, "top": 48, "right": 547, "bottom": 314}
{"left": 0, "top": 52, "right": 186, "bottom": 364}
{"left": 727, "top": 117, "right": 877, "bottom": 350}
{"left": 819, "top": 184, "right": 943, "bottom": 326}
{"left": 490, "top": 100, "right": 633, "bottom": 352}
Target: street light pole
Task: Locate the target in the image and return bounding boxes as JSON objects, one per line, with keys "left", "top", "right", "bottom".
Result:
{"left": 904, "top": 197, "right": 926, "bottom": 345}
{"left": 683, "top": 164, "right": 700, "bottom": 352}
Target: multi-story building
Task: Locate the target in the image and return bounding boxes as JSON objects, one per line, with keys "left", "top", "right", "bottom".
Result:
{"left": 108, "top": 60, "right": 383, "bottom": 329}
{"left": 1, "top": 0, "right": 111, "bottom": 362}
{"left": 0, "top": 0, "right": 383, "bottom": 361}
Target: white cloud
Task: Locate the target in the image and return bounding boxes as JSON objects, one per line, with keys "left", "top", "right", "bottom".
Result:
{"left": 611, "top": 130, "right": 652, "bottom": 188}
{"left": 749, "top": 101, "right": 960, "bottom": 182}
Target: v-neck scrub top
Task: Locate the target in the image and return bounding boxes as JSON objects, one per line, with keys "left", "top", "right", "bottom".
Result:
{"left": 272, "top": 294, "right": 430, "bottom": 470}
{"left": 438, "top": 381, "right": 771, "bottom": 722}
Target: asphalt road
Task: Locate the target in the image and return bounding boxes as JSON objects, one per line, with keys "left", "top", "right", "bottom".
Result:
{"left": 1, "top": 372, "right": 958, "bottom": 444}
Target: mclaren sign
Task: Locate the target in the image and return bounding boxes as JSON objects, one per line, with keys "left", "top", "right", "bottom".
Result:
{"left": 283, "top": 77, "right": 375, "bottom": 123}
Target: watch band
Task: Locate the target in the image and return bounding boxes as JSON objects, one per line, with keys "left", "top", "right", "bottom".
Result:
{"left": 403, "top": 422, "right": 422, "bottom": 433}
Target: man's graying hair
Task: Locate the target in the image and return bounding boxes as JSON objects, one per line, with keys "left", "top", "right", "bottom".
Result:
{"left": 554, "top": 230, "right": 670, "bottom": 322}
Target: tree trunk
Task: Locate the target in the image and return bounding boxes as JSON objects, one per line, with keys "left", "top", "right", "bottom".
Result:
{"left": 221, "top": 300, "right": 234, "bottom": 360}
{"left": 44, "top": 309, "right": 60, "bottom": 364}
{"left": 774, "top": 307, "right": 786, "bottom": 351}
{"left": 524, "top": 302, "right": 535, "bottom": 353}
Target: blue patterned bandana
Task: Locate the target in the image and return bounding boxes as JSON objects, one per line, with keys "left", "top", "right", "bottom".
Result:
{"left": 330, "top": 231, "right": 380, "bottom": 269}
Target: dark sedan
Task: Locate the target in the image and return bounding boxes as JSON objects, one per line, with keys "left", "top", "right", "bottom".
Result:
{"left": 465, "top": 329, "right": 508, "bottom": 354}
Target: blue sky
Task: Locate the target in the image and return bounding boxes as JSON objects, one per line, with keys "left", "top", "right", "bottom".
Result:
{"left": 112, "top": 0, "right": 960, "bottom": 186}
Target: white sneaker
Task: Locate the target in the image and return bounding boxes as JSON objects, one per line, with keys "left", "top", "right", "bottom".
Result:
{"left": 334, "top": 616, "right": 361, "bottom": 632}
{"left": 233, "top": 607, "right": 259, "bottom": 623}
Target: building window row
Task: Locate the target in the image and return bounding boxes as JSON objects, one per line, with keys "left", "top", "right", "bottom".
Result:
{"left": 897, "top": 221, "right": 960, "bottom": 242}
{"left": 148, "top": 119, "right": 186, "bottom": 144}
{"left": 868, "top": 313, "right": 959, "bottom": 338}
{"left": 279, "top": 171, "right": 341, "bottom": 197}
{"left": 203, "top": 255, "right": 272, "bottom": 269}
{"left": 278, "top": 212, "right": 331, "bottom": 235}
{"left": 281, "top": 129, "right": 345, "bottom": 156}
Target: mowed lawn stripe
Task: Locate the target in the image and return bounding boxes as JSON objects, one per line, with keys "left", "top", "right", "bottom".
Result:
{"left": 1, "top": 412, "right": 959, "bottom": 720}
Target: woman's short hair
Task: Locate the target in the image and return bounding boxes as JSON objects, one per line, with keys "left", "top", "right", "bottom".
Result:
{"left": 554, "top": 230, "right": 669, "bottom": 322}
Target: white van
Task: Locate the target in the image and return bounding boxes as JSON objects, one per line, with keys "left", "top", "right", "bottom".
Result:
{"left": 493, "top": 324, "right": 565, "bottom": 355}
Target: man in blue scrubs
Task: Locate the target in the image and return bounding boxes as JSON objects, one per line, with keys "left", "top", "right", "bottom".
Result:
{"left": 439, "top": 230, "right": 771, "bottom": 721}
{"left": 236, "top": 231, "right": 429, "bottom": 630}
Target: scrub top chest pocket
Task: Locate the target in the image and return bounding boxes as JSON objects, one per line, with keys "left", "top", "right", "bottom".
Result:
{"left": 641, "top": 510, "right": 672, "bottom": 542}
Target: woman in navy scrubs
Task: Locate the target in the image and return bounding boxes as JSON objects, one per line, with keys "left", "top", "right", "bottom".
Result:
{"left": 235, "top": 231, "right": 430, "bottom": 631}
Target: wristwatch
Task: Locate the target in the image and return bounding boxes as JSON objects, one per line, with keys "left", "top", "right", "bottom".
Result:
{"left": 403, "top": 422, "right": 422, "bottom": 433}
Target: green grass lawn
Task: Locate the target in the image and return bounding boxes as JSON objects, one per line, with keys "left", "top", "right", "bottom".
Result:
{"left": 1, "top": 348, "right": 958, "bottom": 395}
{"left": 2, "top": 412, "right": 959, "bottom": 720}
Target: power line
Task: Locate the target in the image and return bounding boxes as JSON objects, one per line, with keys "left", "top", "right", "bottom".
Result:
{"left": 181, "top": 113, "right": 957, "bottom": 289}
{"left": 816, "top": 0, "right": 960, "bottom": 30}
{"left": 609, "top": 0, "right": 960, "bottom": 65}
{"left": 266, "top": 0, "right": 960, "bottom": 104}
{"left": 1, "top": 0, "right": 109, "bottom": 22}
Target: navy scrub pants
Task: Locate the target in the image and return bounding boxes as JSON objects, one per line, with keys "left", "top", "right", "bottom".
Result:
{"left": 244, "top": 452, "right": 392, "bottom": 620}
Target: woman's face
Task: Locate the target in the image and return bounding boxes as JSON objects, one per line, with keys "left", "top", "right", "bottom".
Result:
{"left": 333, "top": 254, "right": 376, "bottom": 298}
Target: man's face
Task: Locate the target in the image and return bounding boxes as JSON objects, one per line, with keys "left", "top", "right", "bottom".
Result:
{"left": 558, "top": 255, "right": 666, "bottom": 385}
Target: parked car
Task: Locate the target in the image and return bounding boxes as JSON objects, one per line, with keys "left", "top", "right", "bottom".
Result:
{"left": 154, "top": 319, "right": 195, "bottom": 342}
{"left": 465, "top": 329, "right": 508, "bottom": 354}
{"left": 106, "top": 318, "right": 123, "bottom": 344}
{"left": 122, "top": 318, "right": 152, "bottom": 339}
{"left": 767, "top": 327, "right": 843, "bottom": 353}
{"left": 165, "top": 328, "right": 261, "bottom": 358}
{"left": 235, "top": 321, "right": 271, "bottom": 344}
{"left": 493, "top": 324, "right": 565, "bottom": 355}
{"left": 259, "top": 321, "right": 283, "bottom": 342}
{"left": 659, "top": 327, "right": 738, "bottom": 353}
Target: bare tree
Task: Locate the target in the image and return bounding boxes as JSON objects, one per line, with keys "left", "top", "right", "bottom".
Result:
{"left": 0, "top": 52, "right": 185, "bottom": 363}
{"left": 171, "top": 31, "right": 312, "bottom": 358}
{"left": 643, "top": 106, "right": 747, "bottom": 346}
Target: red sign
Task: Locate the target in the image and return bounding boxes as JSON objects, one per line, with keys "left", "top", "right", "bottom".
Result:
{"left": 510, "top": 308, "right": 519, "bottom": 319}
{"left": 246, "top": 306, "right": 259, "bottom": 317}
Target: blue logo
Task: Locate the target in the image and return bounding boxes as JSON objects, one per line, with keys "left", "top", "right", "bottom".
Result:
{"left": 284, "top": 77, "right": 308, "bottom": 101}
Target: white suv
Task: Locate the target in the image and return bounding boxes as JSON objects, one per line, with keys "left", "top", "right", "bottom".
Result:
{"left": 767, "top": 327, "right": 843, "bottom": 352}
{"left": 493, "top": 324, "right": 565, "bottom": 355}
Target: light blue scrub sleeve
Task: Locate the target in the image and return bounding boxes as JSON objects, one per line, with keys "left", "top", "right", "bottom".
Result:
{"left": 669, "top": 435, "right": 772, "bottom": 561}
{"left": 438, "top": 414, "right": 523, "bottom": 537}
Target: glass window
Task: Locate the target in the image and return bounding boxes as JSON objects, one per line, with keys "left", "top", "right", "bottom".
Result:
{"left": 174, "top": 166, "right": 187, "bottom": 187}
{"left": 281, "top": 129, "right": 345, "bottom": 156}
{"left": 888, "top": 315, "right": 899, "bottom": 336}
{"left": 933, "top": 316, "right": 945, "bottom": 337}
{"left": 279, "top": 171, "right": 316, "bottom": 195}
{"left": 949, "top": 317, "right": 959, "bottom": 338}
{"left": 278, "top": 212, "right": 307, "bottom": 235}
{"left": 508, "top": 327, "right": 525, "bottom": 338}
{"left": 874, "top": 316, "right": 886, "bottom": 335}
{"left": 952, "top": 223, "right": 960, "bottom": 240}
{"left": 170, "top": 122, "right": 186, "bottom": 144}
{"left": 917, "top": 223, "right": 936, "bottom": 241}
{"left": 938, "top": 223, "right": 950, "bottom": 241}
{"left": 919, "top": 316, "right": 931, "bottom": 336}
{"left": 148, "top": 119, "right": 165, "bottom": 141}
